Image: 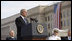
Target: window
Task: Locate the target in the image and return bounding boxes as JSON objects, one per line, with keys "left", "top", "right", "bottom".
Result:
{"left": 51, "top": 15, "right": 52, "bottom": 21}
{"left": 62, "top": 11, "right": 64, "bottom": 17}
{"left": 50, "top": 23, "right": 52, "bottom": 29}
{"left": 48, "top": 16, "right": 50, "bottom": 21}
{"left": 65, "top": 9, "right": 67, "bottom": 17}
{"left": 64, "top": 20, "right": 66, "bottom": 27}
{"left": 67, "top": 9, "right": 69, "bottom": 17}
{"left": 67, "top": 8, "right": 71, "bottom": 17}
{"left": 68, "top": 20, "right": 69, "bottom": 26}
{"left": 45, "top": 17, "right": 47, "bottom": 22}
{"left": 62, "top": 10, "right": 65, "bottom": 18}
{"left": 67, "top": 19, "right": 70, "bottom": 26}
{"left": 48, "top": 23, "right": 50, "bottom": 29}
{"left": 67, "top": 9, "right": 68, "bottom": 17}
{"left": 61, "top": 13, "right": 62, "bottom": 19}
{"left": 62, "top": 21, "right": 64, "bottom": 27}
{"left": 61, "top": 21, "right": 62, "bottom": 27}
{"left": 70, "top": 19, "right": 71, "bottom": 26}
{"left": 69, "top": 9, "right": 71, "bottom": 17}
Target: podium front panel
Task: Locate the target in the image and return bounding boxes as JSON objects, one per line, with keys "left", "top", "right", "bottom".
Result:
{"left": 31, "top": 22, "right": 48, "bottom": 37}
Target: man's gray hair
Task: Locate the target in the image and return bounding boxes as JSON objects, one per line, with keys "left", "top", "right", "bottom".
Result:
{"left": 52, "top": 28, "right": 59, "bottom": 34}
{"left": 20, "top": 9, "right": 27, "bottom": 15}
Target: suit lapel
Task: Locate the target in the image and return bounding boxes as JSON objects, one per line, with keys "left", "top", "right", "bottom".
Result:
{"left": 19, "top": 16, "right": 25, "bottom": 24}
{"left": 19, "top": 16, "right": 29, "bottom": 25}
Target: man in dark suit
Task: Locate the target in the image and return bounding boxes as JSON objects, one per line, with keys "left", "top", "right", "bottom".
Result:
{"left": 15, "top": 9, "right": 29, "bottom": 40}
{"left": 6, "top": 30, "right": 16, "bottom": 40}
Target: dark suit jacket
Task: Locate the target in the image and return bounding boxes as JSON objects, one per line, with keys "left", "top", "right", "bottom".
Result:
{"left": 61, "top": 37, "right": 68, "bottom": 40}
{"left": 15, "top": 16, "right": 29, "bottom": 40}
{"left": 6, "top": 37, "right": 16, "bottom": 40}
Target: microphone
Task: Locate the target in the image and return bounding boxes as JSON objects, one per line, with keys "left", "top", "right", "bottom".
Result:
{"left": 30, "top": 18, "right": 38, "bottom": 23}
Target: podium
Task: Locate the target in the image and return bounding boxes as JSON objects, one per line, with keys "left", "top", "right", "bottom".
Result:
{"left": 21, "top": 22, "right": 48, "bottom": 40}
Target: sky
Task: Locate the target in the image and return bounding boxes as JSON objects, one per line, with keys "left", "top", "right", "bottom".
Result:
{"left": 1, "top": 1, "right": 61, "bottom": 19}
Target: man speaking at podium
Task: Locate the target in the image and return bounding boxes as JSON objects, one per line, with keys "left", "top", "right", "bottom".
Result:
{"left": 15, "top": 9, "right": 29, "bottom": 40}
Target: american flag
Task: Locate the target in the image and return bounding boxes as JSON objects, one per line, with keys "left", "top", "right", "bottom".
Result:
{"left": 53, "top": 3, "right": 61, "bottom": 29}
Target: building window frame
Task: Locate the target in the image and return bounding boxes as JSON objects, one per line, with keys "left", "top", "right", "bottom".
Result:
{"left": 48, "top": 16, "right": 50, "bottom": 21}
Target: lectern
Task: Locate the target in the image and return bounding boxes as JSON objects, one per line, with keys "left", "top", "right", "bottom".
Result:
{"left": 21, "top": 22, "right": 48, "bottom": 40}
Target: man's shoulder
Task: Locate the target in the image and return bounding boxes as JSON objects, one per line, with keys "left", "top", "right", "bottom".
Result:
{"left": 6, "top": 37, "right": 11, "bottom": 40}
{"left": 6, "top": 37, "right": 17, "bottom": 40}
{"left": 55, "top": 36, "right": 61, "bottom": 40}
{"left": 6, "top": 37, "right": 11, "bottom": 38}
{"left": 57, "top": 36, "right": 61, "bottom": 38}
{"left": 48, "top": 35, "right": 55, "bottom": 40}
{"left": 49, "top": 35, "right": 54, "bottom": 39}
{"left": 16, "top": 16, "right": 21, "bottom": 19}
{"left": 15, "top": 16, "right": 22, "bottom": 20}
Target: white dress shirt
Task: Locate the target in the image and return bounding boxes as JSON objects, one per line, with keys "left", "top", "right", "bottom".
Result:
{"left": 21, "top": 15, "right": 24, "bottom": 20}
{"left": 11, "top": 37, "right": 14, "bottom": 38}
{"left": 68, "top": 36, "right": 71, "bottom": 40}
{"left": 20, "top": 15, "right": 27, "bottom": 24}
{"left": 48, "top": 35, "right": 61, "bottom": 40}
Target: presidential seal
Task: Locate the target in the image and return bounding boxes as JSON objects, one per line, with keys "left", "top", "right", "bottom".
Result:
{"left": 37, "top": 24, "right": 44, "bottom": 34}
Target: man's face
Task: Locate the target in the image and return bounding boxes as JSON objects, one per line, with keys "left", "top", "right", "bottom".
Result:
{"left": 54, "top": 32, "right": 58, "bottom": 36}
{"left": 10, "top": 31, "right": 14, "bottom": 37}
{"left": 68, "top": 31, "right": 71, "bottom": 36}
{"left": 22, "top": 10, "right": 27, "bottom": 17}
